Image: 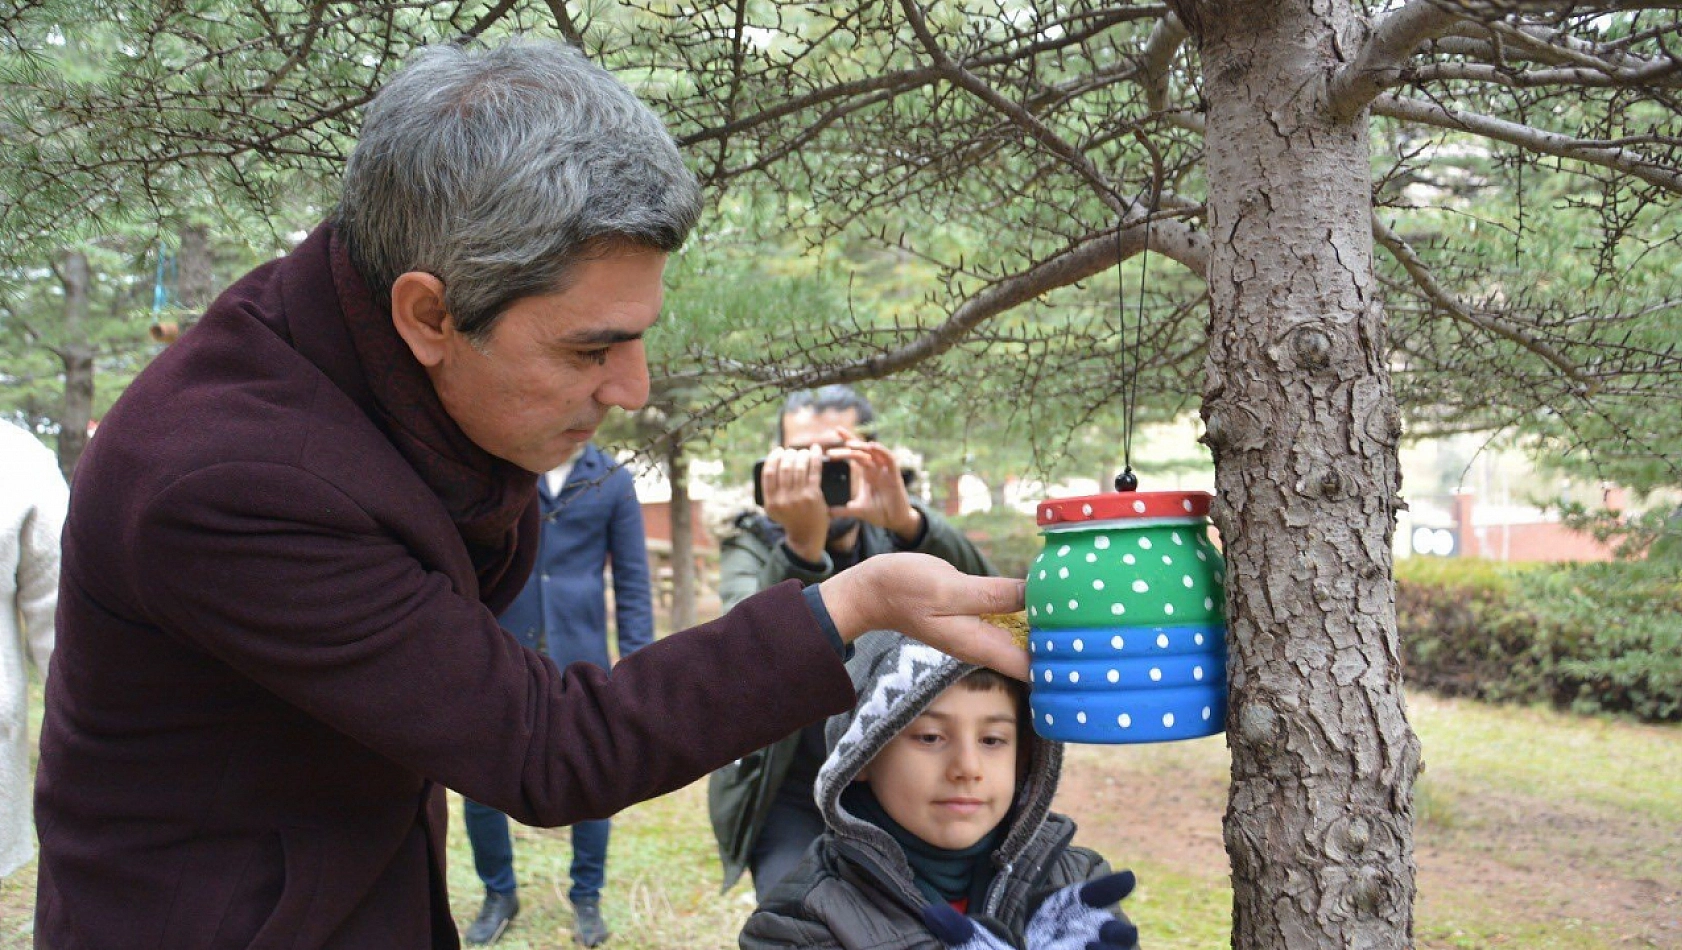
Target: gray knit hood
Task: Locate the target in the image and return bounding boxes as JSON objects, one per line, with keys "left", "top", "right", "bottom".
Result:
{"left": 815, "top": 633, "right": 1065, "bottom": 898}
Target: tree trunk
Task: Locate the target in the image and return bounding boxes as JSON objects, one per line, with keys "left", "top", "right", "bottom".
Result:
{"left": 58, "top": 249, "right": 95, "bottom": 482}
{"left": 666, "top": 440, "right": 697, "bottom": 630}
{"left": 176, "top": 223, "right": 215, "bottom": 311}
{"left": 1190, "top": 3, "right": 1423, "bottom": 949}
{"left": 940, "top": 472, "right": 964, "bottom": 516}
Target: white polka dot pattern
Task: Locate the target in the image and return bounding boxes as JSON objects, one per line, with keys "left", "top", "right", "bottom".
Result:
{"left": 1026, "top": 508, "right": 1228, "bottom": 745}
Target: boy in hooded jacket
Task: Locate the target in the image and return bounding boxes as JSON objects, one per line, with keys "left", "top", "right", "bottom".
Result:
{"left": 740, "top": 633, "right": 1141, "bottom": 950}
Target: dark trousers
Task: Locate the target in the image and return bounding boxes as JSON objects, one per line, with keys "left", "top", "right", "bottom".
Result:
{"left": 463, "top": 798, "right": 611, "bottom": 903}
{"left": 748, "top": 793, "right": 827, "bottom": 902}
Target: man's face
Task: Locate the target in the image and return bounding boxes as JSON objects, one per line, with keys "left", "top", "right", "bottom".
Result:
{"left": 426, "top": 250, "right": 666, "bottom": 473}
{"left": 780, "top": 407, "right": 863, "bottom": 542}
{"left": 856, "top": 684, "right": 1020, "bottom": 850}
{"left": 779, "top": 407, "right": 861, "bottom": 452}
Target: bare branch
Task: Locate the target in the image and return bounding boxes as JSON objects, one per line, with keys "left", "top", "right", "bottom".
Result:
{"left": 256, "top": 0, "right": 329, "bottom": 95}
{"left": 1373, "top": 93, "right": 1682, "bottom": 194}
{"left": 720, "top": 217, "right": 1209, "bottom": 388}
{"left": 1428, "top": 1, "right": 1682, "bottom": 15}
{"left": 544, "top": 0, "right": 584, "bottom": 47}
{"left": 1373, "top": 217, "right": 1592, "bottom": 389}
{"left": 1408, "top": 59, "right": 1682, "bottom": 87}
{"left": 1140, "top": 13, "right": 1190, "bottom": 112}
{"left": 677, "top": 66, "right": 942, "bottom": 149}
{"left": 897, "top": 0, "right": 1127, "bottom": 215}
{"left": 462, "top": 0, "right": 520, "bottom": 40}
{"left": 1329, "top": 1, "right": 1465, "bottom": 119}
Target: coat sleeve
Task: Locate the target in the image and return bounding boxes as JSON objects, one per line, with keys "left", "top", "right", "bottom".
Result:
{"left": 717, "top": 526, "right": 833, "bottom": 611}
{"left": 739, "top": 903, "right": 847, "bottom": 950}
{"left": 605, "top": 466, "right": 653, "bottom": 658}
{"left": 16, "top": 445, "right": 67, "bottom": 674}
{"left": 128, "top": 461, "right": 854, "bottom": 826}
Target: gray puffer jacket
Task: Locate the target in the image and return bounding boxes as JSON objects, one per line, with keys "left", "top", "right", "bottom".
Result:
{"left": 739, "top": 634, "right": 1116, "bottom": 950}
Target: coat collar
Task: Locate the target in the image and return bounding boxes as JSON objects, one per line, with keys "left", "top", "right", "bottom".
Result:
{"left": 539, "top": 444, "right": 608, "bottom": 503}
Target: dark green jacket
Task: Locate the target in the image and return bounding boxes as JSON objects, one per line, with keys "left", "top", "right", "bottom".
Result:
{"left": 708, "top": 502, "right": 994, "bottom": 891}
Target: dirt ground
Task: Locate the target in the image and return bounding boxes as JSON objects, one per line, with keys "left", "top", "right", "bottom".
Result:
{"left": 1055, "top": 743, "right": 1682, "bottom": 949}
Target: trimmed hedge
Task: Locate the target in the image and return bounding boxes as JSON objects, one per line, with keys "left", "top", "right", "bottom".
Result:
{"left": 1396, "top": 557, "right": 1682, "bottom": 722}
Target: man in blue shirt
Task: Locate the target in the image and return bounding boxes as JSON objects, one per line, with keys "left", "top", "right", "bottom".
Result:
{"left": 463, "top": 442, "right": 653, "bottom": 946}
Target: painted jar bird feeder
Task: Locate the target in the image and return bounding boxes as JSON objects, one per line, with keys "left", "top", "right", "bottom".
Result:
{"left": 1025, "top": 490, "right": 1227, "bottom": 744}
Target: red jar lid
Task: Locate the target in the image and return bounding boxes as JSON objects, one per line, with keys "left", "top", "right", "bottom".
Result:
{"left": 1037, "top": 490, "right": 1212, "bottom": 526}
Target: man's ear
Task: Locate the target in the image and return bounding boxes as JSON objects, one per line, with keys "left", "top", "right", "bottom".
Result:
{"left": 390, "top": 271, "right": 453, "bottom": 367}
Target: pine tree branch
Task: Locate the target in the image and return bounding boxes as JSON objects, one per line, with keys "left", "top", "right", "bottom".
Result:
{"left": 713, "top": 217, "right": 1209, "bottom": 387}
{"left": 543, "top": 0, "right": 585, "bottom": 48}
{"left": 676, "top": 67, "right": 943, "bottom": 149}
{"left": 1329, "top": 1, "right": 1466, "bottom": 120}
{"left": 897, "top": 0, "right": 1128, "bottom": 216}
{"left": 1373, "top": 93, "right": 1682, "bottom": 194}
{"left": 1372, "top": 217, "right": 1592, "bottom": 390}
{"left": 462, "top": 0, "right": 520, "bottom": 40}
{"left": 256, "top": 0, "right": 329, "bottom": 95}
{"left": 676, "top": 10, "right": 1158, "bottom": 151}
{"left": 1141, "top": 13, "right": 1190, "bottom": 113}
{"left": 1408, "top": 59, "right": 1682, "bottom": 87}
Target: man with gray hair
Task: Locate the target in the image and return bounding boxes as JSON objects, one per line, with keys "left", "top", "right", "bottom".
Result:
{"left": 34, "top": 38, "right": 1025, "bottom": 950}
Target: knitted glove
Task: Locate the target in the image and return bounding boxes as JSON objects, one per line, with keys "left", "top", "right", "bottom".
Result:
{"left": 921, "top": 905, "right": 1012, "bottom": 950}
{"left": 1024, "top": 871, "right": 1140, "bottom": 950}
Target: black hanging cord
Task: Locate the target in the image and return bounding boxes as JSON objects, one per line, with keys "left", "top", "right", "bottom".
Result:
{"left": 1115, "top": 156, "right": 1160, "bottom": 494}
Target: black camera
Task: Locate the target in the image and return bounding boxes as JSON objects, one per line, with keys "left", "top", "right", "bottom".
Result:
{"left": 753, "top": 458, "right": 853, "bottom": 508}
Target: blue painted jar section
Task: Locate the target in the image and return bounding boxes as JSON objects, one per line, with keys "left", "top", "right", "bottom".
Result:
{"left": 1029, "top": 623, "right": 1227, "bottom": 743}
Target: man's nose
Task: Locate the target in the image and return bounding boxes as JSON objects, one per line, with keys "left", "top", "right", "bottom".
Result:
{"left": 597, "top": 340, "right": 650, "bottom": 411}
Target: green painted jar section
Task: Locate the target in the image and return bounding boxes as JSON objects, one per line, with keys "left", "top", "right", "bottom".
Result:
{"left": 1026, "top": 519, "right": 1226, "bottom": 629}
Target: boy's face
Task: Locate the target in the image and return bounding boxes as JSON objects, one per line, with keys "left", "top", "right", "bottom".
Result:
{"left": 857, "top": 684, "right": 1020, "bottom": 850}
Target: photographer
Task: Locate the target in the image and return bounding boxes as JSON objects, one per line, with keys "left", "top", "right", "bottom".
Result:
{"left": 710, "top": 386, "right": 995, "bottom": 901}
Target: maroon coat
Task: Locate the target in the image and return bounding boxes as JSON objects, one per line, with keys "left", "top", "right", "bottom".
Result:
{"left": 34, "top": 226, "right": 854, "bottom": 949}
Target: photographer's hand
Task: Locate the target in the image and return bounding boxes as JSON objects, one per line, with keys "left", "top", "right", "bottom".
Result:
{"left": 761, "top": 445, "right": 831, "bottom": 564}
{"left": 831, "top": 431, "right": 921, "bottom": 543}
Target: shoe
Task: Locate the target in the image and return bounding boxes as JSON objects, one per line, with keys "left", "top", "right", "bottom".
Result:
{"left": 571, "top": 896, "right": 611, "bottom": 947}
{"left": 464, "top": 890, "right": 519, "bottom": 945}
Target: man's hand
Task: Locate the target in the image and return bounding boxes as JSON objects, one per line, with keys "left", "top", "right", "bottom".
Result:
{"left": 817, "top": 553, "right": 1029, "bottom": 681}
{"left": 759, "top": 444, "right": 832, "bottom": 563}
{"left": 830, "top": 431, "right": 921, "bottom": 542}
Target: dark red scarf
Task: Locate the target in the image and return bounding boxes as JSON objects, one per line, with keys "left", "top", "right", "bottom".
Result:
{"left": 325, "top": 228, "right": 538, "bottom": 601}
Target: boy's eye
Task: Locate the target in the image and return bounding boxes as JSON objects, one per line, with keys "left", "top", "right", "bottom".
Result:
{"left": 910, "top": 732, "right": 944, "bottom": 746}
{"left": 577, "top": 348, "right": 611, "bottom": 366}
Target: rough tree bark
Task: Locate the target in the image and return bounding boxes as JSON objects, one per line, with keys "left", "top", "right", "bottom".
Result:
{"left": 57, "top": 248, "right": 95, "bottom": 482}
{"left": 665, "top": 440, "right": 697, "bottom": 630}
{"left": 1178, "top": 2, "right": 1425, "bottom": 948}
{"left": 176, "top": 223, "right": 215, "bottom": 311}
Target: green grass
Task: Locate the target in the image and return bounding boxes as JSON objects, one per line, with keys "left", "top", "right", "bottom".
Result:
{"left": 1408, "top": 692, "right": 1682, "bottom": 824}
{"left": 443, "top": 780, "right": 756, "bottom": 949}
{"left": 1115, "top": 861, "right": 1233, "bottom": 950}
{"left": 3, "top": 687, "right": 1677, "bottom": 949}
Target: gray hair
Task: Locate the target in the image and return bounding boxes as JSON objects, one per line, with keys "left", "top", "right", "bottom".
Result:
{"left": 335, "top": 39, "right": 701, "bottom": 339}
